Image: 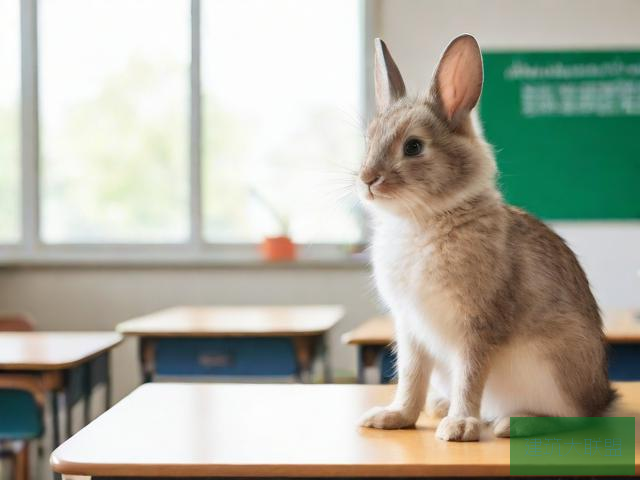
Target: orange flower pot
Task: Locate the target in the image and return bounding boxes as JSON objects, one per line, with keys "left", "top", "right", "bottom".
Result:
{"left": 260, "top": 236, "right": 297, "bottom": 262}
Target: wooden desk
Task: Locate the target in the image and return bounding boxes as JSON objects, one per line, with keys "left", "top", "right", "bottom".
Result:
{"left": 51, "top": 382, "right": 640, "bottom": 478}
{"left": 342, "top": 315, "right": 394, "bottom": 346}
{"left": 117, "top": 306, "right": 344, "bottom": 382}
{"left": 605, "top": 309, "right": 640, "bottom": 343}
{"left": 344, "top": 310, "right": 640, "bottom": 383}
{"left": 0, "top": 332, "right": 122, "bottom": 446}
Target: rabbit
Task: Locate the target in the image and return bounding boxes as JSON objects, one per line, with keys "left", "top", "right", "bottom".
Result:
{"left": 357, "top": 34, "right": 615, "bottom": 441}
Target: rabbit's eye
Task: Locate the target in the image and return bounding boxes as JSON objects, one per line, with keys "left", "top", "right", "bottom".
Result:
{"left": 403, "top": 139, "right": 423, "bottom": 157}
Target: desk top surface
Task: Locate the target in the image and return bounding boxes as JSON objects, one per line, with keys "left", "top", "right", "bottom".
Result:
{"left": 51, "top": 382, "right": 640, "bottom": 477}
{"left": 341, "top": 316, "right": 395, "bottom": 346}
{"left": 117, "top": 305, "right": 344, "bottom": 337}
{"left": 343, "top": 310, "right": 640, "bottom": 346}
{"left": 0, "top": 332, "right": 122, "bottom": 370}
{"left": 606, "top": 309, "right": 640, "bottom": 342}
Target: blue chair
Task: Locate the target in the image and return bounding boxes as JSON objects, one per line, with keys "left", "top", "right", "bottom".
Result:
{"left": 0, "top": 384, "right": 44, "bottom": 480}
{"left": 0, "top": 314, "right": 43, "bottom": 480}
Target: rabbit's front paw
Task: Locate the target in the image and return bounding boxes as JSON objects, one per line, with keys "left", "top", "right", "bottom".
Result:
{"left": 359, "top": 406, "right": 417, "bottom": 429}
{"left": 426, "top": 396, "right": 450, "bottom": 418}
{"left": 436, "top": 415, "right": 480, "bottom": 441}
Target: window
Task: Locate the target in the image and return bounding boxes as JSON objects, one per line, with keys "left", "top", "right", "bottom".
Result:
{"left": 39, "top": 0, "right": 190, "bottom": 243}
{"left": 2, "top": 0, "right": 366, "bottom": 261}
{"left": 0, "top": 0, "right": 20, "bottom": 243}
{"left": 201, "top": 0, "right": 364, "bottom": 243}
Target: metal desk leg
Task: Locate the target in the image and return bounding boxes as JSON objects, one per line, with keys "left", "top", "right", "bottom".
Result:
{"left": 50, "top": 391, "right": 60, "bottom": 447}
{"left": 83, "top": 366, "right": 91, "bottom": 425}
{"left": 85, "top": 352, "right": 112, "bottom": 419}
{"left": 359, "top": 345, "right": 387, "bottom": 384}
{"left": 320, "top": 334, "right": 332, "bottom": 383}
{"left": 139, "top": 338, "right": 155, "bottom": 383}
{"left": 104, "top": 351, "right": 112, "bottom": 410}
{"left": 83, "top": 396, "right": 91, "bottom": 425}
{"left": 292, "top": 337, "right": 315, "bottom": 383}
{"left": 357, "top": 346, "right": 365, "bottom": 384}
{"left": 64, "top": 389, "right": 72, "bottom": 439}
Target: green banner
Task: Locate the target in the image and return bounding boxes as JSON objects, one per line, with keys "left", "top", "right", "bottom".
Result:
{"left": 510, "top": 417, "right": 635, "bottom": 475}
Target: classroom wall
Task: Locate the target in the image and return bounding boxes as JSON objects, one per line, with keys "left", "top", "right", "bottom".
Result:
{"left": 1, "top": 0, "right": 639, "bottom": 401}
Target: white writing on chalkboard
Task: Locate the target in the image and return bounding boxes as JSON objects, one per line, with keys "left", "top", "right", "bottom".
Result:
{"left": 520, "top": 80, "right": 640, "bottom": 117}
{"left": 506, "top": 60, "right": 640, "bottom": 80}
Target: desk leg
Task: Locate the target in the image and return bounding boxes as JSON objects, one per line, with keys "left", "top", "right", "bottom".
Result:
{"left": 104, "top": 351, "right": 112, "bottom": 410}
{"left": 83, "top": 352, "right": 111, "bottom": 425}
{"left": 359, "top": 345, "right": 387, "bottom": 384}
{"left": 357, "top": 346, "right": 365, "bottom": 384}
{"left": 292, "top": 337, "right": 315, "bottom": 383}
{"left": 49, "top": 391, "right": 60, "bottom": 447}
{"left": 64, "top": 389, "right": 72, "bottom": 439}
{"left": 83, "top": 366, "right": 91, "bottom": 426}
{"left": 14, "top": 440, "right": 29, "bottom": 480}
{"left": 138, "top": 338, "right": 156, "bottom": 383}
{"left": 87, "top": 352, "right": 112, "bottom": 417}
{"left": 320, "top": 334, "right": 332, "bottom": 384}
{"left": 83, "top": 395, "right": 90, "bottom": 425}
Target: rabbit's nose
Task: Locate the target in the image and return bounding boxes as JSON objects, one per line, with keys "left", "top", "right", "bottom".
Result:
{"left": 366, "top": 175, "right": 384, "bottom": 187}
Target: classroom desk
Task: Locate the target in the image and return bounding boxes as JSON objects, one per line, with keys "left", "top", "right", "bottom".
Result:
{"left": 51, "top": 382, "right": 640, "bottom": 478}
{"left": 0, "top": 332, "right": 122, "bottom": 446}
{"left": 117, "top": 305, "right": 344, "bottom": 382}
{"left": 343, "top": 310, "right": 640, "bottom": 383}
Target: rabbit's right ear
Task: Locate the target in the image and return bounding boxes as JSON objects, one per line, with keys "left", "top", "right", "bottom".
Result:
{"left": 430, "top": 34, "right": 483, "bottom": 129}
{"left": 374, "top": 38, "right": 406, "bottom": 111}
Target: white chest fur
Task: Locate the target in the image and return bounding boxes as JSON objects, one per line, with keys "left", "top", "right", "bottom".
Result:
{"left": 371, "top": 219, "right": 463, "bottom": 362}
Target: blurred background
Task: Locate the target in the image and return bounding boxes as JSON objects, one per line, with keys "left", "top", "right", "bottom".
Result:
{"left": 1, "top": 0, "right": 639, "bottom": 400}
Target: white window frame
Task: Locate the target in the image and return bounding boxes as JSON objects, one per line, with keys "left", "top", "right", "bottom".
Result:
{"left": 0, "top": 0, "right": 373, "bottom": 267}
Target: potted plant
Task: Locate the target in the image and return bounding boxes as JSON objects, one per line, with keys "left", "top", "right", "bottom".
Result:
{"left": 250, "top": 188, "right": 297, "bottom": 262}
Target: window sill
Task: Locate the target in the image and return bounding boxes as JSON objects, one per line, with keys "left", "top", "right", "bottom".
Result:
{"left": 0, "top": 244, "right": 370, "bottom": 270}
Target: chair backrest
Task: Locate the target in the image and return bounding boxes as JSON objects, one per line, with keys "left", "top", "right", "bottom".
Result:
{"left": 0, "top": 314, "right": 35, "bottom": 332}
{"left": 0, "top": 387, "right": 44, "bottom": 440}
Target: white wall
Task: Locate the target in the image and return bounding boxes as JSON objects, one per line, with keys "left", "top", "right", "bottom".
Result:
{"left": 1, "top": 0, "right": 639, "bottom": 401}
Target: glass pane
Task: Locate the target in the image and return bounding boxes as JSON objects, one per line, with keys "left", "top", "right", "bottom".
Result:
{"left": 202, "top": 0, "right": 364, "bottom": 243}
{"left": 0, "top": 0, "right": 20, "bottom": 243}
{"left": 39, "top": 0, "right": 190, "bottom": 243}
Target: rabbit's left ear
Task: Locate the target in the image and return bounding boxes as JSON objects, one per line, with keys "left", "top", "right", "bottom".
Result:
{"left": 430, "top": 34, "right": 483, "bottom": 127}
{"left": 374, "top": 38, "right": 406, "bottom": 111}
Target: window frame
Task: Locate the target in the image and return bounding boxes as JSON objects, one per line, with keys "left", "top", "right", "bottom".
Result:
{"left": 0, "top": 0, "right": 372, "bottom": 266}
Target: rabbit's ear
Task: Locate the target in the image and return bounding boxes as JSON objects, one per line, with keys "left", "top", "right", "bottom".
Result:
{"left": 374, "top": 38, "right": 406, "bottom": 111}
{"left": 430, "top": 34, "right": 483, "bottom": 127}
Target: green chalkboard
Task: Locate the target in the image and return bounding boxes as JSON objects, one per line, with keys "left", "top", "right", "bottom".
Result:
{"left": 480, "top": 51, "right": 640, "bottom": 220}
